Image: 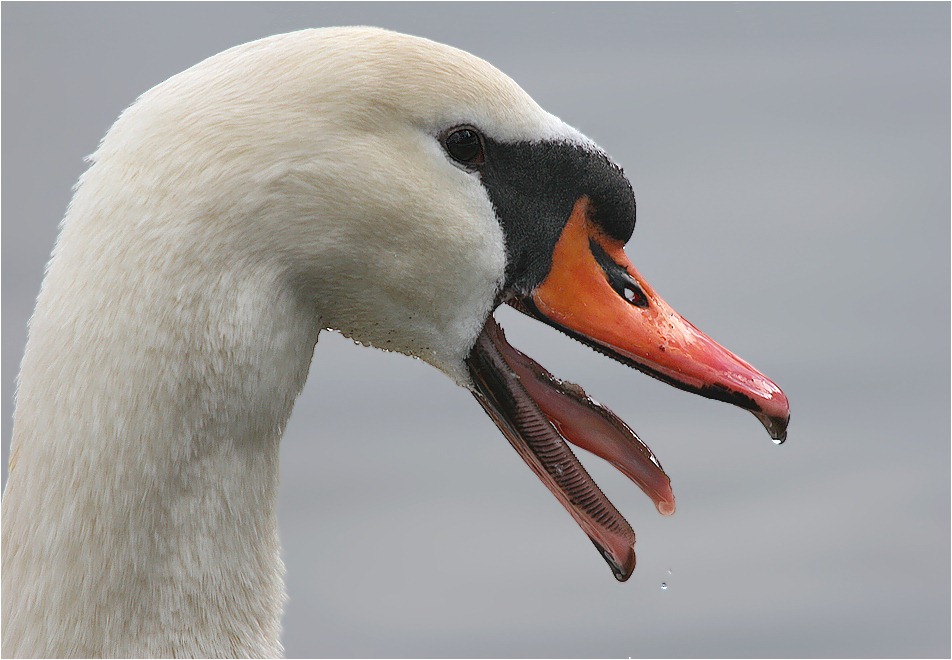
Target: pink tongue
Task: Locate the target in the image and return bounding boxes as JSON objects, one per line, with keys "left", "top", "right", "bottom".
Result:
{"left": 469, "top": 319, "right": 637, "bottom": 580}
{"left": 498, "top": 333, "right": 675, "bottom": 516}
{"left": 468, "top": 317, "right": 678, "bottom": 581}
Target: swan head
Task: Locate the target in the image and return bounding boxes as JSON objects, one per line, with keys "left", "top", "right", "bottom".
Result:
{"left": 86, "top": 27, "right": 789, "bottom": 580}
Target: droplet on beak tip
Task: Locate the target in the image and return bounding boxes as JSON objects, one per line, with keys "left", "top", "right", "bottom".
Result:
{"left": 754, "top": 410, "right": 790, "bottom": 444}
{"left": 593, "top": 540, "right": 635, "bottom": 582}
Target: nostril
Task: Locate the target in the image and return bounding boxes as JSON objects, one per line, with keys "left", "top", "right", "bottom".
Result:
{"left": 622, "top": 284, "right": 648, "bottom": 308}
{"left": 615, "top": 269, "right": 648, "bottom": 308}
{"left": 589, "top": 237, "right": 649, "bottom": 308}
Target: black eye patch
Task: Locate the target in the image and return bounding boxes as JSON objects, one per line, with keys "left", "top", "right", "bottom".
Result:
{"left": 474, "top": 137, "right": 638, "bottom": 296}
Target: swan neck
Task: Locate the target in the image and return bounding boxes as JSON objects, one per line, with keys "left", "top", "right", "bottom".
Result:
{"left": 2, "top": 236, "right": 319, "bottom": 656}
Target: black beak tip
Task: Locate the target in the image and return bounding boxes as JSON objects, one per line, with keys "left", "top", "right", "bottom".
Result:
{"left": 592, "top": 539, "right": 636, "bottom": 582}
{"left": 755, "top": 411, "right": 790, "bottom": 444}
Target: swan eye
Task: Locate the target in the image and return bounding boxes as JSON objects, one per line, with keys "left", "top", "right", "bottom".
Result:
{"left": 442, "top": 127, "right": 485, "bottom": 167}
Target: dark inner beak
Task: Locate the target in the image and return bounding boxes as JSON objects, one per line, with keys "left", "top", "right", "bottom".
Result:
{"left": 465, "top": 316, "right": 674, "bottom": 581}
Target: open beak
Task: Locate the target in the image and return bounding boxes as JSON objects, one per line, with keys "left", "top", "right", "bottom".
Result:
{"left": 465, "top": 195, "right": 789, "bottom": 581}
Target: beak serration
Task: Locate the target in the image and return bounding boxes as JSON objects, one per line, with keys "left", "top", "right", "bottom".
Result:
{"left": 466, "top": 317, "right": 639, "bottom": 581}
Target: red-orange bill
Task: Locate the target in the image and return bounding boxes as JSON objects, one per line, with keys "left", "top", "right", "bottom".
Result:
{"left": 465, "top": 195, "right": 789, "bottom": 581}
{"left": 523, "top": 197, "right": 790, "bottom": 442}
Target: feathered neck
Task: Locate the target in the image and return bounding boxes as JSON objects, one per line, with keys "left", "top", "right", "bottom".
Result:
{"left": 1, "top": 178, "right": 320, "bottom": 656}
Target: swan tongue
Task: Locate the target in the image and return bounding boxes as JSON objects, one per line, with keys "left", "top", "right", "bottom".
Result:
{"left": 467, "top": 317, "right": 672, "bottom": 581}
{"left": 496, "top": 335, "right": 675, "bottom": 516}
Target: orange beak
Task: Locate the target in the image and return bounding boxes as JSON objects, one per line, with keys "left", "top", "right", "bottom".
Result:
{"left": 518, "top": 196, "right": 790, "bottom": 441}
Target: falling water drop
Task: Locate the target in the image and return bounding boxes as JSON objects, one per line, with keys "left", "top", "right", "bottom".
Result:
{"left": 660, "top": 582, "right": 668, "bottom": 590}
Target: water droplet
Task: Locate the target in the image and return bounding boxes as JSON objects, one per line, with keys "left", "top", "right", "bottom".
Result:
{"left": 554, "top": 463, "right": 564, "bottom": 476}
{"left": 666, "top": 568, "right": 673, "bottom": 575}
{"left": 660, "top": 582, "right": 668, "bottom": 590}
{"left": 772, "top": 437, "right": 784, "bottom": 445}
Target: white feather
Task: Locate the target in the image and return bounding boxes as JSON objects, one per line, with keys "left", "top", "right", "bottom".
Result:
{"left": 2, "top": 27, "right": 591, "bottom": 657}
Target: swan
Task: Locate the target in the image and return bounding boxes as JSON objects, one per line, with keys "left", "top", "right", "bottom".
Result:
{"left": 1, "top": 27, "right": 790, "bottom": 657}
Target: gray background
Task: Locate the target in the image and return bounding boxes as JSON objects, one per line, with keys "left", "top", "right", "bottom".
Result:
{"left": 3, "top": 3, "right": 949, "bottom": 657}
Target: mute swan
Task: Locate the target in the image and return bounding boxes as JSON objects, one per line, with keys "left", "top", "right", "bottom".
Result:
{"left": 1, "top": 27, "right": 789, "bottom": 657}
